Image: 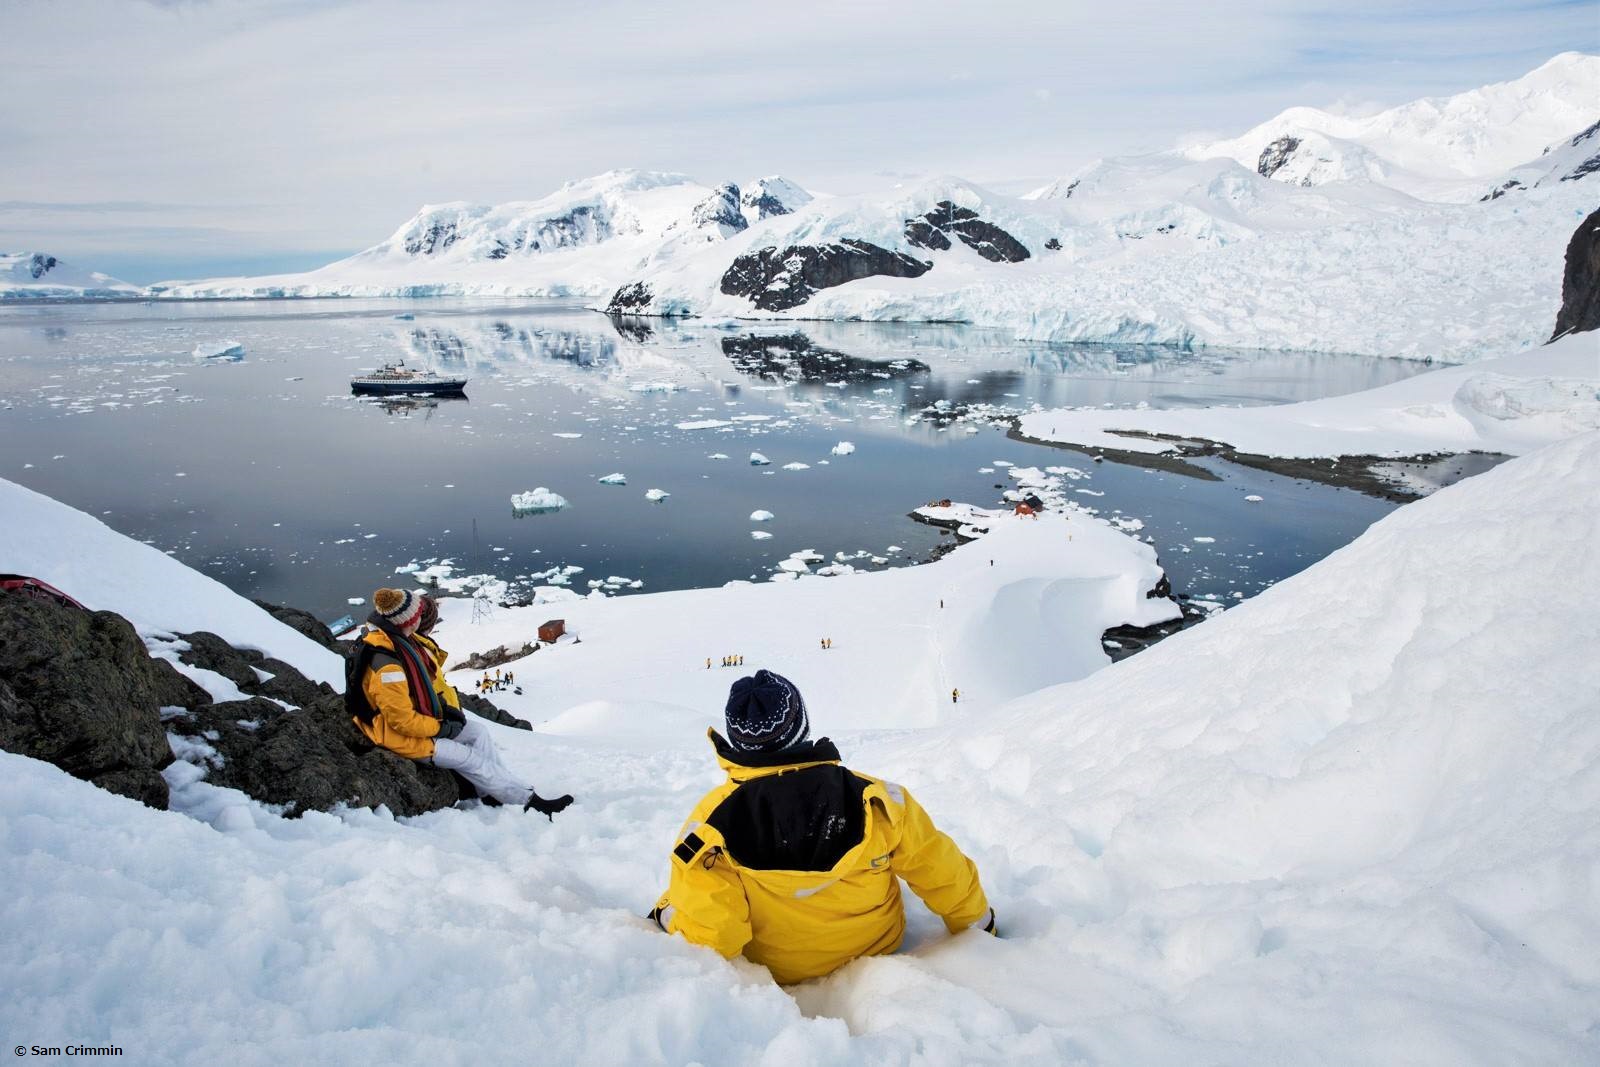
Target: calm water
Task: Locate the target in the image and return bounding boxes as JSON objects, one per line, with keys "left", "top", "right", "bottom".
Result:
{"left": 0, "top": 299, "right": 1428, "bottom": 621}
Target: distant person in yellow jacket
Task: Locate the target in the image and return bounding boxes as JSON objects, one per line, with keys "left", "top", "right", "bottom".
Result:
{"left": 649, "top": 668, "right": 994, "bottom": 983}
{"left": 353, "top": 588, "right": 572, "bottom": 819}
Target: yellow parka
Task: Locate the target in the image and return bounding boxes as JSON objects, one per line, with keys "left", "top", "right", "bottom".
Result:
{"left": 355, "top": 629, "right": 442, "bottom": 760}
{"left": 653, "top": 731, "right": 990, "bottom": 984}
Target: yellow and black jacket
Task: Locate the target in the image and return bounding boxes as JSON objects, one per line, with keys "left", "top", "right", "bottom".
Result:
{"left": 413, "top": 632, "right": 463, "bottom": 710}
{"left": 653, "top": 730, "right": 991, "bottom": 983}
{"left": 355, "top": 629, "right": 445, "bottom": 760}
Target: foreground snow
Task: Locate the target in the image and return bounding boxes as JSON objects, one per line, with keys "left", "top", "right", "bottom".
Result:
{"left": 1016, "top": 332, "right": 1600, "bottom": 459}
{"left": 2, "top": 425, "right": 1596, "bottom": 1063}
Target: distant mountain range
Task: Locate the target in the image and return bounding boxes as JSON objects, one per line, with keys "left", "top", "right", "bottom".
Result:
{"left": 10, "top": 53, "right": 1597, "bottom": 362}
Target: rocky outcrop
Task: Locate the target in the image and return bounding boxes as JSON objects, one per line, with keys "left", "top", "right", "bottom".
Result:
{"left": 28, "top": 254, "right": 58, "bottom": 280}
{"left": 691, "top": 183, "right": 748, "bottom": 237}
{"left": 904, "top": 201, "right": 1030, "bottom": 263}
{"left": 0, "top": 594, "right": 204, "bottom": 807}
{"left": 0, "top": 590, "right": 477, "bottom": 817}
{"left": 252, "top": 598, "right": 340, "bottom": 650}
{"left": 1257, "top": 136, "right": 1302, "bottom": 178}
{"left": 719, "top": 240, "right": 932, "bottom": 311}
{"left": 1552, "top": 207, "right": 1600, "bottom": 340}
{"left": 170, "top": 693, "right": 461, "bottom": 816}
{"left": 721, "top": 333, "right": 929, "bottom": 384}
{"left": 403, "top": 221, "right": 460, "bottom": 256}
{"left": 607, "top": 281, "right": 654, "bottom": 314}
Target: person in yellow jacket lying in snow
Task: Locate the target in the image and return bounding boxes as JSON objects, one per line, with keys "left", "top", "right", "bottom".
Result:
{"left": 650, "top": 668, "right": 995, "bottom": 983}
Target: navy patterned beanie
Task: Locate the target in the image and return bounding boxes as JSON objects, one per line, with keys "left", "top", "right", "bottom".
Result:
{"left": 725, "top": 669, "right": 809, "bottom": 753}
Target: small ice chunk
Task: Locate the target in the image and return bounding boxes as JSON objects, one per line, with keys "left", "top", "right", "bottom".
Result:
{"left": 777, "top": 557, "right": 810, "bottom": 573}
{"left": 598, "top": 473, "right": 627, "bottom": 485}
{"left": 1193, "top": 536, "right": 1216, "bottom": 543}
{"left": 552, "top": 432, "right": 583, "bottom": 439}
{"left": 751, "top": 530, "right": 773, "bottom": 540}
{"left": 510, "top": 488, "right": 569, "bottom": 513}
{"left": 782, "top": 462, "right": 810, "bottom": 471}
{"left": 193, "top": 340, "right": 244, "bottom": 359}
{"left": 347, "top": 597, "right": 364, "bottom": 605}
{"left": 749, "top": 452, "right": 771, "bottom": 466}
{"left": 1245, "top": 494, "right": 1263, "bottom": 502}
{"left": 708, "top": 453, "right": 730, "bottom": 460}
{"left": 750, "top": 510, "right": 775, "bottom": 522}
{"left": 830, "top": 441, "right": 856, "bottom": 456}
{"left": 645, "top": 488, "right": 670, "bottom": 502}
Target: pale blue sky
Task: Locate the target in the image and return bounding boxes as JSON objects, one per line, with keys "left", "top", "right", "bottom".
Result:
{"left": 2, "top": 0, "right": 1595, "bottom": 282}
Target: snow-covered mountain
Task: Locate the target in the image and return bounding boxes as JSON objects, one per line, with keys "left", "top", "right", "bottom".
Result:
{"left": 153, "top": 170, "right": 816, "bottom": 299}
{"left": 100, "top": 54, "right": 1600, "bottom": 361}
{"left": 0, "top": 252, "right": 140, "bottom": 298}
{"left": 1183, "top": 51, "right": 1600, "bottom": 201}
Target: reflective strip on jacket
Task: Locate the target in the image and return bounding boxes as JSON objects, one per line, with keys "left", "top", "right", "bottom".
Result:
{"left": 655, "top": 730, "right": 989, "bottom": 984}
{"left": 355, "top": 629, "right": 441, "bottom": 760}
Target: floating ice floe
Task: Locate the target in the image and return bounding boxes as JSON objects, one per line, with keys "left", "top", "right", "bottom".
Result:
{"left": 1193, "top": 536, "right": 1216, "bottom": 543}
{"left": 749, "top": 452, "right": 771, "bottom": 466}
{"left": 645, "top": 488, "right": 670, "bottom": 502}
{"left": 708, "top": 453, "right": 730, "bottom": 460}
{"left": 552, "top": 432, "right": 583, "bottom": 439}
{"left": 831, "top": 441, "right": 856, "bottom": 456}
{"left": 782, "top": 462, "right": 810, "bottom": 471}
{"left": 750, "top": 510, "right": 775, "bottom": 522}
{"left": 510, "top": 488, "right": 568, "bottom": 514}
{"left": 1245, "top": 494, "right": 1264, "bottom": 502}
{"left": 346, "top": 597, "right": 364, "bottom": 606}
{"left": 193, "top": 340, "right": 244, "bottom": 360}
{"left": 675, "top": 419, "right": 731, "bottom": 430}
{"left": 777, "top": 557, "right": 810, "bottom": 573}
{"left": 598, "top": 473, "right": 627, "bottom": 485}
{"left": 751, "top": 530, "right": 773, "bottom": 540}
{"left": 629, "top": 381, "right": 679, "bottom": 394}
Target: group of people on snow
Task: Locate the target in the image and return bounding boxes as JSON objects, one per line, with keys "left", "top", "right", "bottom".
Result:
{"left": 478, "top": 670, "right": 516, "bottom": 695}
{"left": 349, "top": 589, "right": 991, "bottom": 984}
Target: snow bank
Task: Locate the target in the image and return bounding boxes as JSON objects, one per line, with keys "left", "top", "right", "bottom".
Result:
{"left": 1017, "top": 332, "right": 1600, "bottom": 459}
{"left": 0, "top": 251, "right": 140, "bottom": 299}
{"left": 0, "top": 477, "right": 340, "bottom": 686}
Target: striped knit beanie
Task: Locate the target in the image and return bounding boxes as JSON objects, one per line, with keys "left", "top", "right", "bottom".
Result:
{"left": 373, "top": 587, "right": 425, "bottom": 635}
{"left": 725, "top": 669, "right": 809, "bottom": 753}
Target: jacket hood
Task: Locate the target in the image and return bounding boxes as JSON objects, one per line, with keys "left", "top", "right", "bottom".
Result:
{"left": 708, "top": 728, "right": 842, "bottom": 778}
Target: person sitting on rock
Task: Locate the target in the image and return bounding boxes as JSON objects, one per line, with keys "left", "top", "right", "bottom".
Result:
{"left": 355, "top": 588, "right": 572, "bottom": 819}
{"left": 648, "top": 669, "right": 993, "bottom": 983}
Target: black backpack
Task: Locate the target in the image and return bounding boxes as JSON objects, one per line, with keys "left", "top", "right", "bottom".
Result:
{"left": 344, "top": 640, "right": 388, "bottom": 724}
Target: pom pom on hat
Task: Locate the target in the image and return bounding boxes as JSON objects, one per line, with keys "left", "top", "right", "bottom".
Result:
{"left": 373, "top": 587, "right": 424, "bottom": 634}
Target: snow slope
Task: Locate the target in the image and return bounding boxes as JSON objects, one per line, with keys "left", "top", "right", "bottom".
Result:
{"left": 1184, "top": 51, "right": 1600, "bottom": 201}
{"left": 0, "top": 251, "right": 140, "bottom": 298}
{"left": 1016, "top": 331, "right": 1600, "bottom": 459}
{"left": 1, "top": 427, "right": 1594, "bottom": 1064}
{"left": 0, "top": 476, "right": 341, "bottom": 687}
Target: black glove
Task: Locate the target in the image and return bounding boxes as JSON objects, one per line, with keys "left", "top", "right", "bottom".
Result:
{"left": 523, "top": 791, "right": 574, "bottom": 821}
{"left": 435, "top": 717, "right": 465, "bottom": 741}
{"left": 442, "top": 704, "right": 467, "bottom": 725}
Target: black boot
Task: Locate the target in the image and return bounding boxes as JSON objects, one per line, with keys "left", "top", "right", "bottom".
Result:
{"left": 523, "top": 791, "right": 574, "bottom": 821}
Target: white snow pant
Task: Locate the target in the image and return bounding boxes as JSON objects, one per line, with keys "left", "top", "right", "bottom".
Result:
{"left": 426, "top": 717, "right": 533, "bottom": 806}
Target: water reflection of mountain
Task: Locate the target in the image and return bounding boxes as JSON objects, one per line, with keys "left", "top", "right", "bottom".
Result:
{"left": 397, "top": 323, "right": 617, "bottom": 369}
{"left": 607, "top": 315, "right": 654, "bottom": 342}
{"left": 721, "top": 333, "right": 929, "bottom": 384}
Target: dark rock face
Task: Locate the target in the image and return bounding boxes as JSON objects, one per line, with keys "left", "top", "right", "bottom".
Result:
{"left": 28, "top": 254, "right": 59, "bottom": 280}
{"left": 691, "top": 183, "right": 748, "bottom": 235}
{"left": 170, "top": 693, "right": 460, "bottom": 817}
{"left": 0, "top": 594, "right": 198, "bottom": 808}
{"left": 607, "top": 281, "right": 654, "bottom": 314}
{"left": 719, "top": 240, "right": 932, "bottom": 311}
{"left": 1560, "top": 119, "right": 1600, "bottom": 183}
{"left": 903, "top": 201, "right": 1030, "bottom": 263}
{"left": 1257, "top": 136, "right": 1302, "bottom": 178}
{"left": 252, "top": 599, "right": 339, "bottom": 650}
{"left": 1552, "top": 207, "right": 1600, "bottom": 340}
{"left": 172, "top": 630, "right": 334, "bottom": 710}
{"left": 721, "top": 333, "right": 929, "bottom": 384}
{"left": 403, "top": 221, "right": 460, "bottom": 256}
{"left": 457, "top": 692, "right": 533, "bottom": 731}
{"left": 742, "top": 190, "right": 793, "bottom": 220}
{"left": 489, "top": 206, "right": 605, "bottom": 259}
{"left": 1044, "top": 237, "right": 1062, "bottom": 251}
{"left": 1481, "top": 179, "right": 1526, "bottom": 202}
